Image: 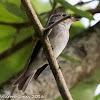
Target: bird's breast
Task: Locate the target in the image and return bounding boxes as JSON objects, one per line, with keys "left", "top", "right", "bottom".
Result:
{"left": 49, "top": 25, "right": 69, "bottom": 58}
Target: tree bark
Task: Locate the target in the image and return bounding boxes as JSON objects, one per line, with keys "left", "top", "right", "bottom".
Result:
{"left": 0, "top": 22, "right": 100, "bottom": 100}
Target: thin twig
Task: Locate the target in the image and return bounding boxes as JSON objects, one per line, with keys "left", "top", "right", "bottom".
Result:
{"left": 0, "top": 22, "right": 31, "bottom": 28}
{"left": 76, "top": 0, "right": 98, "bottom": 5}
{"left": 40, "top": 5, "right": 100, "bottom": 19}
{"left": 48, "top": 1, "right": 57, "bottom": 17}
{"left": 21, "top": 0, "right": 73, "bottom": 100}
{"left": 49, "top": 0, "right": 53, "bottom": 7}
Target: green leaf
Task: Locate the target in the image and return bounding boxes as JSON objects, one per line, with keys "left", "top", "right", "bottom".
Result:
{"left": 0, "top": 3, "right": 22, "bottom": 23}
{"left": 94, "top": 93, "right": 100, "bottom": 100}
{"left": 30, "top": 0, "right": 52, "bottom": 14}
{"left": 0, "top": 25, "right": 16, "bottom": 53}
{"left": 60, "top": 54, "right": 82, "bottom": 64}
{"left": 0, "top": 26, "right": 35, "bottom": 83}
{"left": 0, "top": 1, "right": 28, "bottom": 23}
{"left": 16, "top": 26, "right": 34, "bottom": 43}
{"left": 70, "top": 21, "right": 86, "bottom": 38}
{"left": 0, "top": 25, "right": 35, "bottom": 84}
{"left": 4, "top": 2, "right": 27, "bottom": 20}
{"left": 55, "top": 0, "right": 94, "bottom": 20}
{"left": 1, "top": 0, "right": 21, "bottom": 7}
{"left": 0, "top": 43, "right": 33, "bottom": 84}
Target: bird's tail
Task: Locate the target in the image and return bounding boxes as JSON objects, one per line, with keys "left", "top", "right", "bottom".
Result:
{"left": 12, "top": 72, "right": 34, "bottom": 92}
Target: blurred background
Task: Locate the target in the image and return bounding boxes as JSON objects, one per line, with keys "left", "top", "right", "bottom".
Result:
{"left": 0, "top": 0, "right": 100, "bottom": 100}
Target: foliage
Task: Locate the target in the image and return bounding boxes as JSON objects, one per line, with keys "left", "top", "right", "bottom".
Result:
{"left": 0, "top": 0, "right": 28, "bottom": 23}
{"left": 94, "top": 94, "right": 100, "bottom": 100}
{"left": 55, "top": 0, "right": 94, "bottom": 20}
{"left": 70, "top": 21, "right": 86, "bottom": 38}
{"left": 0, "top": 25, "right": 34, "bottom": 84}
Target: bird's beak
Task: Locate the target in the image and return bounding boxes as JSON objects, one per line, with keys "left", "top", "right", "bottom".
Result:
{"left": 71, "top": 17, "right": 79, "bottom": 22}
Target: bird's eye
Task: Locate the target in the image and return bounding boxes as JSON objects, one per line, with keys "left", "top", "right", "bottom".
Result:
{"left": 61, "top": 13, "right": 67, "bottom": 17}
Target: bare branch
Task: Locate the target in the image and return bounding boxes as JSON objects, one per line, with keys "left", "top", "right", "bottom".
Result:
{"left": 48, "top": 1, "right": 57, "bottom": 17}
{"left": 0, "top": 22, "right": 31, "bottom": 28}
{"left": 89, "top": 5, "right": 100, "bottom": 14}
{"left": 49, "top": 0, "right": 53, "bottom": 7}
{"left": 21, "top": 0, "right": 73, "bottom": 100}
{"left": 74, "top": 5, "right": 100, "bottom": 18}
{"left": 40, "top": 5, "right": 100, "bottom": 20}
{"left": 76, "top": 0, "right": 98, "bottom": 5}
{"left": 21, "top": 0, "right": 44, "bottom": 35}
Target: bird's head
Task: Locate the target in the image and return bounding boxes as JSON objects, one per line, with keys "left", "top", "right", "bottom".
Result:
{"left": 47, "top": 12, "right": 79, "bottom": 29}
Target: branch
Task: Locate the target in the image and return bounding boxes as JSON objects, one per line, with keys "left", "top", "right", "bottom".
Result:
{"left": 0, "top": 36, "right": 33, "bottom": 61}
{"left": 40, "top": 5, "right": 100, "bottom": 20}
{"left": 21, "top": 0, "right": 73, "bottom": 100}
{"left": 89, "top": 5, "right": 100, "bottom": 14}
{"left": 48, "top": 1, "right": 57, "bottom": 17}
{"left": 73, "top": 5, "right": 100, "bottom": 19}
{"left": 0, "top": 22, "right": 31, "bottom": 29}
{"left": 0, "top": 14, "right": 71, "bottom": 61}
{"left": 21, "top": 0, "right": 44, "bottom": 35}
{"left": 76, "top": 0, "right": 98, "bottom": 5}
{"left": 49, "top": 0, "right": 53, "bottom": 7}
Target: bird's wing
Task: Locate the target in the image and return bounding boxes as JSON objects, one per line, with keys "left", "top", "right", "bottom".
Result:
{"left": 33, "top": 22, "right": 55, "bottom": 79}
{"left": 25, "top": 40, "right": 48, "bottom": 79}
{"left": 34, "top": 64, "right": 48, "bottom": 80}
{"left": 26, "top": 21, "right": 54, "bottom": 78}
{"left": 13, "top": 40, "right": 42, "bottom": 86}
{"left": 28, "top": 40, "right": 42, "bottom": 67}
{"left": 22, "top": 40, "right": 42, "bottom": 73}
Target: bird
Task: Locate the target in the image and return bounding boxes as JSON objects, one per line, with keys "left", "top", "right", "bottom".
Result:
{"left": 12, "top": 12, "right": 78, "bottom": 92}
